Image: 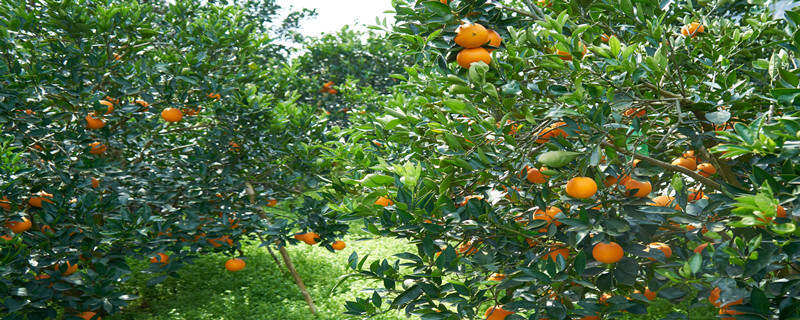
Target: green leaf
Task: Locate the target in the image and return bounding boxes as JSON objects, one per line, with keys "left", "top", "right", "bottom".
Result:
{"left": 537, "top": 151, "right": 583, "bottom": 168}
{"left": 688, "top": 253, "right": 702, "bottom": 274}
{"left": 360, "top": 174, "right": 394, "bottom": 187}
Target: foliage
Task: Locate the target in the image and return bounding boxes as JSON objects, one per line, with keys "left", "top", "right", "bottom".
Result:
{"left": 320, "top": 0, "right": 800, "bottom": 319}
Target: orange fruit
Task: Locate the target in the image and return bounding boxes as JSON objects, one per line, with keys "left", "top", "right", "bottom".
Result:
{"left": 134, "top": 100, "right": 150, "bottom": 109}
{"left": 89, "top": 142, "right": 107, "bottom": 155}
{"left": 535, "top": 122, "right": 567, "bottom": 143}
{"left": 225, "top": 258, "right": 246, "bottom": 272}
{"left": 332, "top": 240, "right": 346, "bottom": 250}
{"left": 688, "top": 189, "right": 707, "bottom": 201}
{"left": 63, "top": 261, "right": 79, "bottom": 275}
{"left": 457, "top": 241, "right": 480, "bottom": 256}
{"left": 645, "top": 242, "right": 672, "bottom": 259}
{"left": 681, "top": 22, "right": 704, "bottom": 38}
{"left": 777, "top": 205, "right": 787, "bottom": 218}
{"left": 29, "top": 191, "right": 54, "bottom": 208}
{"left": 649, "top": 195, "right": 680, "bottom": 210}
{"left": 544, "top": 245, "right": 569, "bottom": 262}
{"left": 208, "top": 235, "right": 233, "bottom": 247}
{"left": 149, "top": 253, "right": 169, "bottom": 264}
{"left": 229, "top": 141, "right": 241, "bottom": 152}
{"left": 486, "top": 29, "right": 502, "bottom": 51}
{"left": 77, "top": 311, "right": 100, "bottom": 320}
{"left": 555, "top": 43, "right": 587, "bottom": 61}
{"left": 0, "top": 196, "right": 10, "bottom": 211}
{"left": 671, "top": 157, "right": 697, "bottom": 170}
{"left": 91, "top": 178, "right": 100, "bottom": 188}
{"left": 293, "top": 232, "right": 319, "bottom": 245}
{"left": 488, "top": 273, "right": 505, "bottom": 281}
{"left": 99, "top": 100, "right": 114, "bottom": 114}
{"left": 694, "top": 242, "right": 709, "bottom": 253}
{"left": 6, "top": 216, "right": 32, "bottom": 233}
{"left": 85, "top": 113, "right": 105, "bottom": 129}
{"left": 526, "top": 167, "right": 549, "bottom": 184}
{"left": 375, "top": 196, "right": 394, "bottom": 207}
{"left": 592, "top": 241, "right": 624, "bottom": 264}
{"left": 484, "top": 306, "right": 514, "bottom": 320}
{"left": 454, "top": 23, "right": 489, "bottom": 48}
{"left": 565, "top": 177, "right": 598, "bottom": 199}
{"left": 161, "top": 107, "right": 183, "bottom": 122}
{"left": 1, "top": 234, "right": 12, "bottom": 241}
{"left": 643, "top": 287, "right": 657, "bottom": 300}
{"left": 600, "top": 33, "right": 611, "bottom": 43}
{"left": 682, "top": 150, "right": 696, "bottom": 159}
{"left": 719, "top": 307, "right": 742, "bottom": 320}
{"left": 34, "top": 273, "right": 50, "bottom": 280}
{"left": 536, "top": 0, "right": 552, "bottom": 7}
{"left": 622, "top": 107, "right": 646, "bottom": 117}
{"left": 40, "top": 225, "right": 53, "bottom": 233}
{"left": 622, "top": 179, "right": 652, "bottom": 198}
{"left": 533, "top": 207, "right": 563, "bottom": 231}
{"left": 579, "top": 317, "right": 599, "bottom": 320}
{"left": 604, "top": 175, "right": 619, "bottom": 187}
{"left": 266, "top": 198, "right": 278, "bottom": 207}
{"left": 456, "top": 47, "right": 491, "bottom": 69}
{"left": 697, "top": 163, "right": 716, "bottom": 177}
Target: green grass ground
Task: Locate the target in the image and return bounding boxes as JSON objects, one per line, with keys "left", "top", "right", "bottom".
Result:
{"left": 111, "top": 228, "right": 715, "bottom": 320}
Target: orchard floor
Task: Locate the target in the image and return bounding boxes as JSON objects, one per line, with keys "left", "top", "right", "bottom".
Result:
{"left": 111, "top": 228, "right": 716, "bottom": 320}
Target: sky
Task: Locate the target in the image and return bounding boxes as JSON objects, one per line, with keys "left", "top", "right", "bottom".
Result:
{"left": 277, "top": 0, "right": 395, "bottom": 36}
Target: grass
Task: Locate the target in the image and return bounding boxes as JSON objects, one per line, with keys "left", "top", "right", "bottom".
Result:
{"left": 111, "top": 227, "right": 413, "bottom": 320}
{"left": 111, "top": 226, "right": 716, "bottom": 320}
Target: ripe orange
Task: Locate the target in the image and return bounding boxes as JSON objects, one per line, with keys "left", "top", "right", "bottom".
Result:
{"left": 526, "top": 167, "right": 549, "bottom": 184}
{"left": 697, "top": 163, "right": 716, "bottom": 177}
{"left": 161, "top": 107, "right": 183, "bottom": 122}
{"left": 0, "top": 196, "right": 10, "bottom": 211}
{"left": 565, "top": 177, "right": 598, "bottom": 199}
{"left": 536, "top": 0, "right": 552, "bottom": 7}
{"left": 645, "top": 242, "right": 672, "bottom": 259}
{"left": 719, "top": 306, "right": 743, "bottom": 320}
{"left": 682, "top": 150, "right": 696, "bottom": 159}
{"left": 488, "top": 273, "right": 505, "bottom": 281}
{"left": 89, "top": 142, "right": 107, "bottom": 155}
{"left": 579, "top": 317, "right": 599, "bottom": 320}
{"left": 555, "top": 43, "right": 587, "bottom": 61}
{"left": 649, "top": 195, "right": 680, "bottom": 210}
{"left": 208, "top": 235, "right": 233, "bottom": 247}
{"left": 622, "top": 107, "right": 646, "bottom": 117}
{"left": 229, "top": 141, "right": 241, "bottom": 152}
{"left": 457, "top": 241, "right": 480, "bottom": 256}
{"left": 150, "top": 252, "right": 169, "bottom": 264}
{"left": 374, "top": 196, "right": 394, "bottom": 207}
{"left": 91, "top": 178, "right": 100, "bottom": 188}
{"left": 454, "top": 23, "right": 489, "bottom": 48}
{"left": 535, "top": 122, "right": 567, "bottom": 143}
{"left": 134, "top": 100, "right": 150, "bottom": 109}
{"left": 777, "top": 205, "right": 786, "bottom": 218}
{"left": 77, "top": 311, "right": 101, "bottom": 320}
{"left": 486, "top": 29, "right": 502, "bottom": 51}
{"left": 671, "top": 157, "right": 697, "bottom": 170}
{"left": 643, "top": 287, "right": 657, "bottom": 300}
{"left": 293, "top": 232, "right": 319, "bottom": 245}
{"left": 544, "top": 245, "right": 569, "bottom": 262}
{"left": 456, "top": 47, "right": 491, "bottom": 69}
{"left": 266, "top": 198, "right": 278, "bottom": 207}
{"left": 6, "top": 217, "right": 32, "bottom": 233}
{"left": 40, "top": 225, "right": 53, "bottom": 233}
{"left": 688, "top": 189, "right": 707, "bottom": 201}
{"left": 99, "top": 100, "right": 114, "bottom": 114}
{"left": 622, "top": 179, "right": 652, "bottom": 198}
{"left": 592, "top": 241, "right": 624, "bottom": 264}
{"left": 694, "top": 242, "right": 709, "bottom": 253}
{"left": 225, "top": 258, "right": 246, "bottom": 272}
{"left": 63, "top": 261, "right": 79, "bottom": 276}
{"left": 600, "top": 33, "right": 611, "bottom": 43}
{"left": 533, "top": 207, "right": 563, "bottom": 231}
{"left": 29, "top": 191, "right": 54, "bottom": 208}
{"left": 1, "top": 234, "right": 12, "bottom": 241}
{"left": 603, "top": 175, "right": 618, "bottom": 187}
{"left": 681, "top": 22, "right": 704, "bottom": 38}
{"left": 85, "top": 113, "right": 105, "bottom": 129}
{"left": 332, "top": 240, "right": 346, "bottom": 250}
{"left": 484, "top": 306, "right": 514, "bottom": 320}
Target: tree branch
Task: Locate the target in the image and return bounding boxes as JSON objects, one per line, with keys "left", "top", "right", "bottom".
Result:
{"left": 600, "top": 141, "right": 722, "bottom": 190}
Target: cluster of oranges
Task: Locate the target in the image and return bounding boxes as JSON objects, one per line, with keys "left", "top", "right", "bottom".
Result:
{"left": 320, "top": 81, "right": 338, "bottom": 94}
{"left": 671, "top": 150, "right": 717, "bottom": 177}
{"left": 292, "top": 231, "right": 346, "bottom": 250}
{"left": 453, "top": 23, "right": 502, "bottom": 69}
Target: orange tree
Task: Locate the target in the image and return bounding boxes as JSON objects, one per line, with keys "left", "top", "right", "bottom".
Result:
{"left": 0, "top": 0, "right": 353, "bottom": 318}
{"left": 324, "top": 0, "right": 800, "bottom": 319}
